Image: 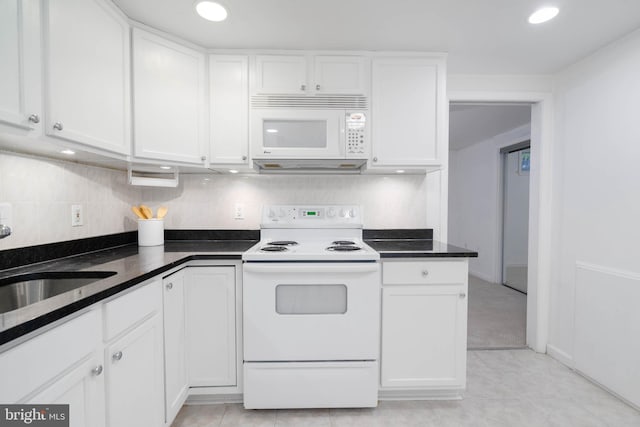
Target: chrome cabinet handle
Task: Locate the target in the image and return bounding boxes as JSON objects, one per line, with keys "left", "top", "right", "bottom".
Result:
{"left": 166, "top": 282, "right": 173, "bottom": 290}
{"left": 0, "top": 225, "right": 11, "bottom": 239}
{"left": 421, "top": 270, "right": 429, "bottom": 277}
{"left": 242, "top": 155, "right": 247, "bottom": 161}
{"left": 300, "top": 84, "right": 306, "bottom": 91}
{"left": 315, "top": 84, "right": 321, "bottom": 91}
{"left": 92, "top": 365, "right": 103, "bottom": 376}
{"left": 459, "top": 293, "right": 467, "bottom": 299}
{"left": 373, "top": 157, "right": 378, "bottom": 162}
{"left": 112, "top": 351, "right": 123, "bottom": 361}
{"left": 28, "top": 114, "right": 40, "bottom": 124}
{"left": 53, "top": 122, "right": 63, "bottom": 131}
{"left": 201, "top": 156, "right": 207, "bottom": 162}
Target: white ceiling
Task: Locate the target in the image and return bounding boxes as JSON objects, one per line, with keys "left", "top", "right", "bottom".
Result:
{"left": 449, "top": 104, "right": 531, "bottom": 150}
{"left": 113, "top": 0, "right": 640, "bottom": 74}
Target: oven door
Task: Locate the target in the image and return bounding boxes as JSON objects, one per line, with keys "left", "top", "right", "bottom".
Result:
{"left": 250, "top": 109, "right": 345, "bottom": 159}
{"left": 243, "top": 262, "right": 380, "bottom": 361}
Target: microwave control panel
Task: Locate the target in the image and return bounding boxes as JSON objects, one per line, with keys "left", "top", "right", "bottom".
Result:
{"left": 346, "top": 112, "right": 367, "bottom": 157}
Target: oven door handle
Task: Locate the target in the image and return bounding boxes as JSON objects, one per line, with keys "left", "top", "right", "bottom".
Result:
{"left": 243, "top": 263, "right": 379, "bottom": 274}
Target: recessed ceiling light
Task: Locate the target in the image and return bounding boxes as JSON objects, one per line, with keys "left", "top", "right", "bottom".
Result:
{"left": 528, "top": 7, "right": 559, "bottom": 24}
{"left": 229, "top": 169, "right": 239, "bottom": 174}
{"left": 160, "top": 166, "right": 171, "bottom": 170}
{"left": 195, "top": 1, "right": 228, "bottom": 22}
{"left": 396, "top": 170, "right": 405, "bottom": 174}
{"left": 61, "top": 149, "right": 75, "bottom": 155}
{"left": 265, "top": 129, "right": 279, "bottom": 133}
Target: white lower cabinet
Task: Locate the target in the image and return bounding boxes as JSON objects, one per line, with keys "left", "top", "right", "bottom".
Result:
{"left": 162, "top": 269, "right": 188, "bottom": 425}
{"left": 27, "top": 354, "right": 106, "bottom": 427}
{"left": 380, "top": 259, "right": 468, "bottom": 396}
{"left": 103, "top": 281, "right": 164, "bottom": 427}
{"left": 185, "top": 266, "right": 237, "bottom": 387}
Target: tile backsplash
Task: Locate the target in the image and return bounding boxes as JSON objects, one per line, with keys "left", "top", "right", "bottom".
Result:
{"left": 0, "top": 151, "right": 428, "bottom": 250}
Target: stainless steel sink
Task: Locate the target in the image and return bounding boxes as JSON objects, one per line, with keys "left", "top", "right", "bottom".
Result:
{"left": 0, "top": 271, "right": 117, "bottom": 315}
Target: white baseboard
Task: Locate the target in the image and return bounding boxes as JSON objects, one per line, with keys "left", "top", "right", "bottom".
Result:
{"left": 185, "top": 393, "right": 243, "bottom": 405}
{"left": 378, "top": 389, "right": 463, "bottom": 401}
{"left": 546, "top": 344, "right": 574, "bottom": 368}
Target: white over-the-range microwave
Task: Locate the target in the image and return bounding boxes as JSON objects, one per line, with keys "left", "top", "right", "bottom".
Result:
{"left": 250, "top": 108, "right": 370, "bottom": 172}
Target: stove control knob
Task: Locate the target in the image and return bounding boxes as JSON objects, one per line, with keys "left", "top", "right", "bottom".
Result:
{"left": 348, "top": 209, "right": 356, "bottom": 218}
{"left": 278, "top": 208, "right": 286, "bottom": 218}
{"left": 327, "top": 208, "right": 336, "bottom": 218}
{"left": 339, "top": 208, "right": 347, "bottom": 218}
{"left": 268, "top": 209, "right": 276, "bottom": 218}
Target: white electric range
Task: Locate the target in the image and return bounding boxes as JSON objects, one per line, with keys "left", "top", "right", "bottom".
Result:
{"left": 242, "top": 205, "right": 381, "bottom": 409}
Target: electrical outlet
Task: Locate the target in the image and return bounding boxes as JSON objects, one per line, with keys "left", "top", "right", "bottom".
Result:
{"left": 234, "top": 203, "right": 245, "bottom": 220}
{"left": 71, "top": 204, "right": 83, "bottom": 227}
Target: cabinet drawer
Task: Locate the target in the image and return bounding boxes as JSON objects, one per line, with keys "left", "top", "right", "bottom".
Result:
{"left": 383, "top": 260, "right": 468, "bottom": 285}
{"left": 103, "top": 280, "right": 162, "bottom": 341}
{"left": 0, "top": 309, "right": 101, "bottom": 402}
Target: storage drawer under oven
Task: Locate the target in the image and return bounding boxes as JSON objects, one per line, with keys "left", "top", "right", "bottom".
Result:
{"left": 242, "top": 262, "right": 380, "bottom": 361}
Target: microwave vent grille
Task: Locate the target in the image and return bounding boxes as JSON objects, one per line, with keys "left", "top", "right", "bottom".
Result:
{"left": 251, "top": 95, "right": 368, "bottom": 110}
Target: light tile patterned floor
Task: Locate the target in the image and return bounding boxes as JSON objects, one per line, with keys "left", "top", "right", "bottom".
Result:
{"left": 171, "top": 349, "right": 640, "bottom": 427}
{"left": 467, "top": 275, "right": 527, "bottom": 349}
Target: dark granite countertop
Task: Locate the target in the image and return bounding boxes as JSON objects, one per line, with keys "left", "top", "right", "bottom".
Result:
{"left": 0, "top": 239, "right": 257, "bottom": 346}
{"left": 363, "top": 228, "right": 478, "bottom": 258}
{"left": 0, "top": 228, "right": 476, "bottom": 347}
{"left": 365, "top": 239, "right": 478, "bottom": 258}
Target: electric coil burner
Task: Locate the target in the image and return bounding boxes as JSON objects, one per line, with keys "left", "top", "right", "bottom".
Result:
{"left": 242, "top": 205, "right": 380, "bottom": 409}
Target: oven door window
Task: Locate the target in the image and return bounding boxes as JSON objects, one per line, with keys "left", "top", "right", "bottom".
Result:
{"left": 263, "top": 120, "right": 327, "bottom": 148}
{"left": 275, "top": 284, "right": 347, "bottom": 314}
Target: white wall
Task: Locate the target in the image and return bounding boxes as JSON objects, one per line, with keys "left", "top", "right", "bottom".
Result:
{"left": 448, "top": 124, "right": 530, "bottom": 283}
{"left": 0, "top": 151, "right": 428, "bottom": 250}
{"left": 548, "top": 28, "right": 640, "bottom": 406}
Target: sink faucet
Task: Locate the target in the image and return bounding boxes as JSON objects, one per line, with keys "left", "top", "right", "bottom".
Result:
{"left": 0, "top": 224, "right": 11, "bottom": 239}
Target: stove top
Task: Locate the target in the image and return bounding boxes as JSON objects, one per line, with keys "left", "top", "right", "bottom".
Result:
{"left": 242, "top": 205, "right": 379, "bottom": 262}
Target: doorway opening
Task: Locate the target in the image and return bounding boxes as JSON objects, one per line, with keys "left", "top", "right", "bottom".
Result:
{"left": 448, "top": 103, "right": 531, "bottom": 350}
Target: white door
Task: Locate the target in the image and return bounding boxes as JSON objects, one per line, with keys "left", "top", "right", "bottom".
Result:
{"left": 254, "top": 55, "right": 308, "bottom": 94}
{"left": 162, "top": 270, "right": 188, "bottom": 424}
{"left": 243, "top": 262, "right": 380, "bottom": 361}
{"left": 0, "top": 0, "right": 41, "bottom": 133}
{"left": 313, "top": 56, "right": 367, "bottom": 95}
{"left": 381, "top": 284, "right": 467, "bottom": 388}
{"left": 371, "top": 57, "right": 439, "bottom": 167}
{"left": 105, "top": 315, "right": 164, "bottom": 427}
{"left": 27, "top": 355, "right": 106, "bottom": 427}
{"left": 185, "top": 266, "right": 237, "bottom": 387}
{"left": 132, "top": 28, "right": 206, "bottom": 165}
{"left": 209, "top": 55, "right": 249, "bottom": 165}
{"left": 43, "top": 0, "right": 130, "bottom": 155}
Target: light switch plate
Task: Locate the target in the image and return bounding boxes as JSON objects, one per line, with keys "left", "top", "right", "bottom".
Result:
{"left": 71, "top": 204, "right": 83, "bottom": 227}
{"left": 234, "top": 203, "right": 245, "bottom": 220}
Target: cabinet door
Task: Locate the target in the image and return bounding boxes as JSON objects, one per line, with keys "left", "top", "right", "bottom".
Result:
{"left": 371, "top": 58, "right": 440, "bottom": 167}
{"left": 27, "top": 355, "right": 106, "bottom": 427}
{"left": 0, "top": 0, "right": 41, "bottom": 133}
{"left": 43, "top": 0, "right": 130, "bottom": 155}
{"left": 381, "top": 284, "right": 467, "bottom": 388}
{"left": 105, "top": 314, "right": 164, "bottom": 427}
{"left": 313, "top": 56, "right": 367, "bottom": 95}
{"left": 185, "top": 266, "right": 236, "bottom": 387}
{"left": 209, "top": 55, "right": 249, "bottom": 165}
{"left": 162, "top": 270, "right": 188, "bottom": 425}
{"left": 254, "top": 55, "right": 308, "bottom": 94}
{"left": 132, "top": 29, "right": 207, "bottom": 165}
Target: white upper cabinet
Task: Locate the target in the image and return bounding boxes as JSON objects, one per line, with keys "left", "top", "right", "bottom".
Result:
{"left": 209, "top": 55, "right": 249, "bottom": 166}
{"left": 254, "top": 55, "right": 368, "bottom": 95}
{"left": 370, "top": 56, "right": 446, "bottom": 170}
{"left": 43, "top": 0, "right": 130, "bottom": 155}
{"left": 254, "top": 55, "right": 308, "bottom": 94}
{"left": 314, "top": 56, "right": 368, "bottom": 95}
{"left": 0, "top": 0, "right": 42, "bottom": 134}
{"left": 132, "top": 29, "right": 207, "bottom": 165}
